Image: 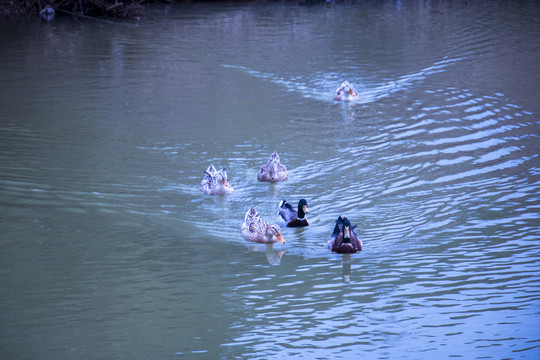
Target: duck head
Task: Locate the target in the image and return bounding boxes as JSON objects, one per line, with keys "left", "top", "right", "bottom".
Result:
{"left": 217, "top": 168, "right": 232, "bottom": 188}
{"left": 342, "top": 218, "right": 351, "bottom": 242}
{"left": 297, "top": 199, "right": 309, "bottom": 219}
{"left": 266, "top": 224, "right": 285, "bottom": 244}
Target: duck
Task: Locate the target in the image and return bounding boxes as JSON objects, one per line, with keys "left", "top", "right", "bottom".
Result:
{"left": 328, "top": 216, "right": 362, "bottom": 253}
{"left": 334, "top": 81, "right": 359, "bottom": 101}
{"left": 258, "top": 151, "right": 288, "bottom": 182}
{"left": 199, "top": 164, "right": 234, "bottom": 195}
{"left": 39, "top": 4, "right": 55, "bottom": 21}
{"left": 278, "top": 199, "right": 309, "bottom": 227}
{"left": 241, "top": 208, "right": 285, "bottom": 244}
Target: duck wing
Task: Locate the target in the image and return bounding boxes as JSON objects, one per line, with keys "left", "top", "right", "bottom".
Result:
{"left": 258, "top": 153, "right": 288, "bottom": 182}
{"left": 350, "top": 229, "right": 362, "bottom": 251}
{"left": 275, "top": 163, "right": 288, "bottom": 180}
{"left": 331, "top": 216, "right": 346, "bottom": 238}
{"left": 244, "top": 208, "right": 260, "bottom": 225}
{"left": 244, "top": 208, "right": 269, "bottom": 234}
{"left": 278, "top": 201, "right": 296, "bottom": 223}
{"left": 203, "top": 164, "right": 217, "bottom": 178}
{"left": 200, "top": 164, "right": 218, "bottom": 194}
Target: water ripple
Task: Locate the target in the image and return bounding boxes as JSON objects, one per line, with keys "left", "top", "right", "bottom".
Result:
{"left": 222, "top": 56, "right": 466, "bottom": 104}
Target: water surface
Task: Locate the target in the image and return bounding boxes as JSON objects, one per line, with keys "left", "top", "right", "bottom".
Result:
{"left": 1, "top": 1, "right": 540, "bottom": 359}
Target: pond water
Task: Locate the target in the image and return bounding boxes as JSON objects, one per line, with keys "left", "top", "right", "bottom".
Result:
{"left": 1, "top": 1, "right": 539, "bottom": 359}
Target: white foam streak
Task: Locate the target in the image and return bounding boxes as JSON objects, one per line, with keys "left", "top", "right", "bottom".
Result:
{"left": 222, "top": 57, "right": 466, "bottom": 104}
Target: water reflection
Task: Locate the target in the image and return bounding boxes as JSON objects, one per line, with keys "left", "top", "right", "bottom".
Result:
{"left": 341, "top": 254, "right": 352, "bottom": 284}
{"left": 247, "top": 243, "right": 286, "bottom": 266}
{"left": 222, "top": 56, "right": 466, "bottom": 104}
{"left": 1, "top": 1, "right": 540, "bottom": 360}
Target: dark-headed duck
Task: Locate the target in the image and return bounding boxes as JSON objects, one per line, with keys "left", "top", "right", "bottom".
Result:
{"left": 279, "top": 199, "right": 309, "bottom": 227}
{"left": 328, "top": 216, "right": 362, "bottom": 253}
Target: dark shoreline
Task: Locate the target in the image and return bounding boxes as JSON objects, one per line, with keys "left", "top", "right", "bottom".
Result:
{"left": 0, "top": 0, "right": 337, "bottom": 20}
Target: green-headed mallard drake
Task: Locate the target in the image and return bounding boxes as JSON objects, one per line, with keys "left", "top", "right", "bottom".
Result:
{"left": 258, "top": 151, "right": 288, "bottom": 182}
{"left": 334, "top": 81, "right": 359, "bottom": 101}
{"left": 199, "top": 164, "right": 234, "bottom": 195}
{"left": 278, "top": 199, "right": 309, "bottom": 227}
{"left": 328, "top": 216, "right": 362, "bottom": 253}
{"left": 241, "top": 208, "right": 285, "bottom": 244}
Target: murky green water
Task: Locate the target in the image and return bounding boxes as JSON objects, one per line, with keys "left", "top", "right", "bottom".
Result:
{"left": 1, "top": 1, "right": 539, "bottom": 359}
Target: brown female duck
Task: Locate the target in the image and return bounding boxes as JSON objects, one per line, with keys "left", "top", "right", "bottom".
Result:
{"left": 241, "top": 208, "right": 285, "bottom": 244}
{"left": 334, "top": 81, "right": 359, "bottom": 101}
{"left": 258, "top": 152, "right": 288, "bottom": 182}
{"left": 199, "top": 164, "right": 234, "bottom": 195}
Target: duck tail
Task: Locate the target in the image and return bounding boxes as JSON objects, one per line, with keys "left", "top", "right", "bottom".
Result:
{"left": 281, "top": 201, "right": 294, "bottom": 211}
{"left": 245, "top": 208, "right": 258, "bottom": 221}
{"left": 332, "top": 215, "right": 347, "bottom": 237}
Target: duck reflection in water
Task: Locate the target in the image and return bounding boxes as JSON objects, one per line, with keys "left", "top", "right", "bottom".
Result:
{"left": 342, "top": 254, "right": 352, "bottom": 284}
{"left": 245, "top": 243, "right": 286, "bottom": 266}
{"left": 266, "top": 244, "right": 285, "bottom": 265}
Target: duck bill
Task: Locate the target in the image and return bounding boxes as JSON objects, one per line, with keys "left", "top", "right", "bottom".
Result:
{"left": 344, "top": 228, "right": 350, "bottom": 238}
{"left": 277, "top": 233, "right": 285, "bottom": 244}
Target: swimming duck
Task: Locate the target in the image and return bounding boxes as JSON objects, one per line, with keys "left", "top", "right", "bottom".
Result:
{"left": 241, "top": 208, "right": 285, "bottom": 244}
{"left": 258, "top": 151, "right": 288, "bottom": 182}
{"left": 334, "top": 81, "right": 359, "bottom": 101}
{"left": 199, "top": 164, "right": 234, "bottom": 195}
{"left": 328, "top": 216, "right": 362, "bottom": 253}
{"left": 278, "top": 199, "right": 309, "bottom": 227}
{"left": 39, "top": 4, "right": 55, "bottom": 21}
